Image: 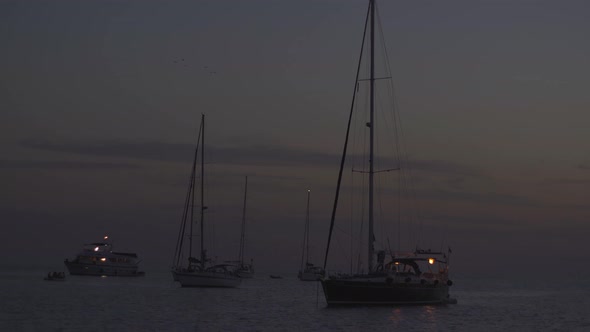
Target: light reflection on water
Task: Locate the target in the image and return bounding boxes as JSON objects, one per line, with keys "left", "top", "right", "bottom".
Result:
{"left": 1, "top": 270, "right": 589, "bottom": 331}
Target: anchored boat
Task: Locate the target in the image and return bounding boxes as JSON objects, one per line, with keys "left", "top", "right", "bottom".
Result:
{"left": 64, "top": 236, "right": 144, "bottom": 277}
{"left": 320, "top": 0, "right": 455, "bottom": 305}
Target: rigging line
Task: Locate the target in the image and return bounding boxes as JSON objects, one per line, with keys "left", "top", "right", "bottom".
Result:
{"left": 299, "top": 194, "right": 307, "bottom": 272}
{"left": 174, "top": 121, "right": 203, "bottom": 266}
{"left": 349, "top": 172, "right": 355, "bottom": 274}
{"left": 378, "top": 3, "right": 425, "bottom": 249}
{"left": 350, "top": 92, "right": 363, "bottom": 274}
{"left": 239, "top": 176, "right": 248, "bottom": 264}
{"left": 200, "top": 114, "right": 206, "bottom": 266}
{"left": 190, "top": 118, "right": 204, "bottom": 262}
{"left": 186, "top": 120, "right": 204, "bottom": 265}
{"left": 173, "top": 168, "right": 193, "bottom": 266}
{"left": 323, "top": 2, "right": 371, "bottom": 271}
{"left": 358, "top": 170, "right": 367, "bottom": 274}
{"left": 356, "top": 93, "right": 369, "bottom": 274}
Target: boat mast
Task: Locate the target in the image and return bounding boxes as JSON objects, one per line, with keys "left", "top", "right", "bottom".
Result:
{"left": 200, "top": 113, "right": 205, "bottom": 269}
{"left": 305, "top": 189, "right": 311, "bottom": 265}
{"left": 322, "top": 0, "right": 371, "bottom": 271}
{"left": 368, "top": 0, "right": 376, "bottom": 273}
{"left": 188, "top": 141, "right": 196, "bottom": 262}
{"left": 239, "top": 176, "right": 248, "bottom": 265}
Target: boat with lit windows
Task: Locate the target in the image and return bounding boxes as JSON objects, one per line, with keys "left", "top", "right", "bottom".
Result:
{"left": 64, "top": 236, "right": 145, "bottom": 277}
{"left": 322, "top": 250, "right": 453, "bottom": 305}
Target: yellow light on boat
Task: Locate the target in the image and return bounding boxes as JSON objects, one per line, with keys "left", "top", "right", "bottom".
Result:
{"left": 428, "top": 258, "right": 435, "bottom": 265}
{"left": 94, "top": 247, "right": 99, "bottom": 252}
{"left": 394, "top": 262, "right": 399, "bottom": 265}
{"left": 104, "top": 236, "right": 109, "bottom": 240}
{"left": 100, "top": 258, "right": 106, "bottom": 262}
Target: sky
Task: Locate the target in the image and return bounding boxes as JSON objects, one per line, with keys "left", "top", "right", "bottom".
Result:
{"left": 1, "top": 0, "right": 590, "bottom": 278}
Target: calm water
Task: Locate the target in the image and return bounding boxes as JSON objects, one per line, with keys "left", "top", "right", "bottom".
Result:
{"left": 1, "top": 269, "right": 589, "bottom": 331}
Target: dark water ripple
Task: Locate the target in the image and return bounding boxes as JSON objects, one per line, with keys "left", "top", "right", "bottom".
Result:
{"left": 1, "top": 270, "right": 589, "bottom": 331}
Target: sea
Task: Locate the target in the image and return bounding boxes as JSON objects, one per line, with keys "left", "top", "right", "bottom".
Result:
{"left": 1, "top": 268, "right": 589, "bottom": 332}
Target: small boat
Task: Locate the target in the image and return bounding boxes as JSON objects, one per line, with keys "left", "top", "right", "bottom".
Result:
{"left": 44, "top": 271, "right": 66, "bottom": 281}
{"left": 236, "top": 261, "right": 254, "bottom": 279}
{"left": 320, "top": 0, "right": 454, "bottom": 305}
{"left": 170, "top": 114, "right": 241, "bottom": 288}
{"left": 298, "top": 190, "right": 324, "bottom": 281}
{"left": 64, "top": 236, "right": 145, "bottom": 277}
{"left": 269, "top": 275, "right": 283, "bottom": 279}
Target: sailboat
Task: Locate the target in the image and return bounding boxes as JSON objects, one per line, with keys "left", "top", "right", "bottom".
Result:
{"left": 320, "top": 0, "right": 454, "bottom": 305}
{"left": 298, "top": 190, "right": 324, "bottom": 281}
{"left": 171, "top": 114, "right": 242, "bottom": 288}
{"left": 235, "top": 176, "right": 254, "bottom": 278}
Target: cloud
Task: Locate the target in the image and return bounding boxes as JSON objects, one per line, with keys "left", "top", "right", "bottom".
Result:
{"left": 418, "top": 189, "right": 538, "bottom": 207}
{"left": 0, "top": 159, "right": 139, "bottom": 170}
{"left": 19, "top": 138, "right": 337, "bottom": 166}
{"left": 407, "top": 160, "right": 485, "bottom": 177}
{"left": 539, "top": 175, "right": 590, "bottom": 186}
{"left": 20, "top": 138, "right": 485, "bottom": 178}
{"left": 427, "top": 213, "right": 519, "bottom": 229}
{"left": 511, "top": 75, "right": 568, "bottom": 86}
{"left": 20, "top": 139, "right": 191, "bottom": 163}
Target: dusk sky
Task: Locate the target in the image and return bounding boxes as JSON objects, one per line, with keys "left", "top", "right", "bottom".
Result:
{"left": 2, "top": 0, "right": 589, "bottom": 277}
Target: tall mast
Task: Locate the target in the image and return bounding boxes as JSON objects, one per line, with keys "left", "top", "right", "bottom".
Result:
{"left": 305, "top": 189, "right": 311, "bottom": 264}
{"left": 188, "top": 141, "right": 196, "bottom": 262}
{"left": 239, "top": 176, "right": 248, "bottom": 264}
{"left": 322, "top": 0, "right": 371, "bottom": 271}
{"left": 368, "top": 0, "right": 375, "bottom": 273}
{"left": 200, "top": 113, "right": 205, "bottom": 268}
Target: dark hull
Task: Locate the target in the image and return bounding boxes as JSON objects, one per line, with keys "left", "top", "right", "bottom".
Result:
{"left": 321, "top": 278, "right": 449, "bottom": 305}
{"left": 64, "top": 261, "right": 144, "bottom": 277}
{"left": 172, "top": 270, "right": 241, "bottom": 288}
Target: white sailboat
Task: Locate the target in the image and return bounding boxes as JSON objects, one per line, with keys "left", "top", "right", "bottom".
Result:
{"left": 171, "top": 114, "right": 241, "bottom": 288}
{"left": 298, "top": 190, "right": 324, "bottom": 281}
{"left": 320, "top": 0, "right": 454, "bottom": 305}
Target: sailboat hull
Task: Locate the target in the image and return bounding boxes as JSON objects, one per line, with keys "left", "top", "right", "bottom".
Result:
{"left": 172, "top": 270, "right": 242, "bottom": 288}
{"left": 321, "top": 277, "right": 449, "bottom": 305}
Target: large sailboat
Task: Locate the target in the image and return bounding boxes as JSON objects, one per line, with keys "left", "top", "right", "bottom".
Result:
{"left": 171, "top": 114, "right": 241, "bottom": 288}
{"left": 320, "top": 0, "right": 454, "bottom": 305}
{"left": 235, "top": 176, "right": 254, "bottom": 278}
{"left": 298, "top": 190, "right": 324, "bottom": 281}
